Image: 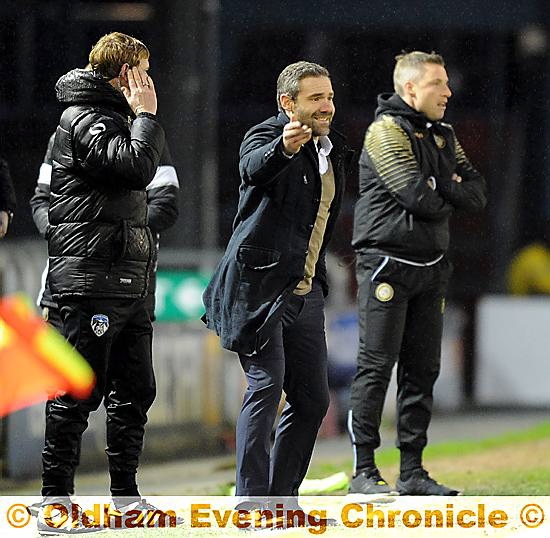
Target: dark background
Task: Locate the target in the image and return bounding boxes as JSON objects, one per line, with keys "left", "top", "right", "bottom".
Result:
{"left": 2, "top": 0, "right": 550, "bottom": 301}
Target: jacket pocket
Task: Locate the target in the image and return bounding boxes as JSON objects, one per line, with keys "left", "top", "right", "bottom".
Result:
{"left": 230, "top": 245, "right": 283, "bottom": 351}
{"left": 370, "top": 255, "right": 391, "bottom": 282}
{"left": 125, "top": 225, "right": 151, "bottom": 261}
{"left": 236, "top": 245, "right": 281, "bottom": 270}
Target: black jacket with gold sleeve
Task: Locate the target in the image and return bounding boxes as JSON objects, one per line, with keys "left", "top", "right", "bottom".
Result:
{"left": 352, "top": 93, "right": 486, "bottom": 262}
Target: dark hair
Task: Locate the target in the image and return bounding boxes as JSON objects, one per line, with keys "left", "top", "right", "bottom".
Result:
{"left": 276, "top": 61, "right": 330, "bottom": 112}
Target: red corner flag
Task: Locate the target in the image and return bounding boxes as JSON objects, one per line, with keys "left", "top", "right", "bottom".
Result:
{"left": 0, "top": 295, "right": 95, "bottom": 417}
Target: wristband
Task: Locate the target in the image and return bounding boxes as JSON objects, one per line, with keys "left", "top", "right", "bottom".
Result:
{"left": 136, "top": 111, "right": 157, "bottom": 120}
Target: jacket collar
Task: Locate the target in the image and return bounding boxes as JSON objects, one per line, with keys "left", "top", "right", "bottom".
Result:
{"left": 56, "top": 69, "right": 133, "bottom": 117}
{"left": 375, "top": 92, "right": 433, "bottom": 129}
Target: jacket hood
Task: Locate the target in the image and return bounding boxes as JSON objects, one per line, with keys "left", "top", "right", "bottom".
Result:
{"left": 55, "top": 69, "right": 132, "bottom": 115}
{"left": 375, "top": 92, "right": 430, "bottom": 128}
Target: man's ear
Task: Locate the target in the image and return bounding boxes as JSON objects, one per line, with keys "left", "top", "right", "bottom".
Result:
{"left": 119, "top": 63, "right": 129, "bottom": 81}
{"left": 404, "top": 80, "right": 415, "bottom": 98}
{"left": 280, "top": 94, "right": 294, "bottom": 114}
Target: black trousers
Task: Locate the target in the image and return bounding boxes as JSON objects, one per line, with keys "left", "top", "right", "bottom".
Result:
{"left": 348, "top": 253, "right": 452, "bottom": 469}
{"left": 41, "top": 305, "right": 79, "bottom": 496}
{"left": 236, "top": 282, "right": 330, "bottom": 498}
{"left": 41, "top": 297, "right": 155, "bottom": 497}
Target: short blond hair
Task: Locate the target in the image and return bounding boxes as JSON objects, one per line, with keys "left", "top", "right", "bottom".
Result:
{"left": 393, "top": 51, "right": 445, "bottom": 96}
{"left": 89, "top": 32, "right": 149, "bottom": 80}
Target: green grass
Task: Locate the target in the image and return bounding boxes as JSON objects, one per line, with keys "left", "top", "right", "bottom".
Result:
{"left": 378, "top": 420, "right": 550, "bottom": 466}
{"left": 21, "top": 422, "right": 550, "bottom": 537}
{"left": 305, "top": 421, "right": 550, "bottom": 495}
{"left": 446, "top": 468, "right": 550, "bottom": 495}
{"left": 219, "top": 420, "right": 550, "bottom": 496}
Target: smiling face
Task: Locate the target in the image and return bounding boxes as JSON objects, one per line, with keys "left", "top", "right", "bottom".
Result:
{"left": 406, "top": 63, "right": 452, "bottom": 121}
{"left": 284, "top": 75, "right": 335, "bottom": 137}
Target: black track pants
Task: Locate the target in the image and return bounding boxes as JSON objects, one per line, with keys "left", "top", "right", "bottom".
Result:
{"left": 41, "top": 297, "right": 155, "bottom": 497}
{"left": 348, "top": 253, "right": 452, "bottom": 469}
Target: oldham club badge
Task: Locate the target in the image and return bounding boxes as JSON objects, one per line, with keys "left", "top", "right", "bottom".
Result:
{"left": 375, "top": 282, "right": 394, "bottom": 302}
{"left": 91, "top": 314, "right": 109, "bottom": 337}
{"left": 433, "top": 134, "right": 446, "bottom": 149}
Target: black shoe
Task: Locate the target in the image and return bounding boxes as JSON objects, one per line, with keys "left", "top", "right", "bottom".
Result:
{"left": 108, "top": 498, "right": 184, "bottom": 527}
{"left": 396, "top": 469, "right": 460, "bottom": 496}
{"left": 348, "top": 469, "right": 395, "bottom": 495}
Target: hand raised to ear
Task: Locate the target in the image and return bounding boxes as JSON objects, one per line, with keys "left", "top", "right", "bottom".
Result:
{"left": 122, "top": 67, "right": 157, "bottom": 115}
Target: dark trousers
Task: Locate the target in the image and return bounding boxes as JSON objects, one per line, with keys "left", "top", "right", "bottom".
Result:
{"left": 236, "top": 282, "right": 330, "bottom": 497}
{"left": 41, "top": 297, "right": 155, "bottom": 497}
{"left": 41, "top": 305, "right": 79, "bottom": 496}
{"left": 349, "top": 253, "right": 452, "bottom": 470}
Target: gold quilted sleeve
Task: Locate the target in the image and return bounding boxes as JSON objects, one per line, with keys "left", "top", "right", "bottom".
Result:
{"left": 365, "top": 115, "right": 421, "bottom": 193}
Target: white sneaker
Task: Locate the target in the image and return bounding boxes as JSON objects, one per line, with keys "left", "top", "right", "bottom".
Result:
{"left": 37, "top": 500, "right": 102, "bottom": 536}
{"left": 107, "top": 498, "right": 184, "bottom": 528}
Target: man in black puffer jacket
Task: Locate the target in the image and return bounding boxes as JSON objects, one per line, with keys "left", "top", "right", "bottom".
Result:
{"left": 31, "top": 132, "right": 179, "bottom": 326}
{"left": 348, "top": 51, "right": 486, "bottom": 498}
{"left": 40, "top": 32, "right": 165, "bottom": 520}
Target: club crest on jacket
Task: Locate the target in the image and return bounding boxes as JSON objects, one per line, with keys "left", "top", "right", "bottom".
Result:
{"left": 433, "top": 134, "right": 446, "bottom": 149}
{"left": 91, "top": 314, "right": 109, "bottom": 336}
{"left": 375, "top": 282, "right": 394, "bottom": 302}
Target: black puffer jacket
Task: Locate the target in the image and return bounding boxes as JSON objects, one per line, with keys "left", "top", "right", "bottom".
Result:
{"left": 48, "top": 68, "right": 165, "bottom": 300}
{"left": 32, "top": 133, "right": 179, "bottom": 313}
{"left": 353, "top": 93, "right": 486, "bottom": 262}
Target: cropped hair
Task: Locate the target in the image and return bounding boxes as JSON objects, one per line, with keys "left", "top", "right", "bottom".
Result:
{"left": 393, "top": 51, "right": 445, "bottom": 96}
{"left": 276, "top": 61, "right": 330, "bottom": 112}
{"left": 89, "top": 32, "right": 149, "bottom": 80}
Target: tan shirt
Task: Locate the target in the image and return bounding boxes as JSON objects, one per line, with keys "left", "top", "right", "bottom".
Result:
{"left": 294, "top": 158, "right": 335, "bottom": 295}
